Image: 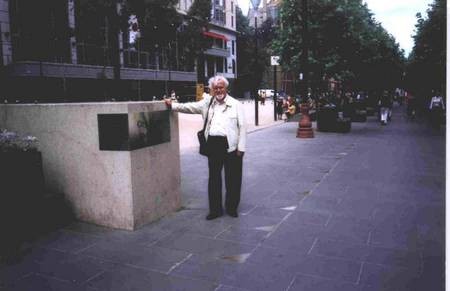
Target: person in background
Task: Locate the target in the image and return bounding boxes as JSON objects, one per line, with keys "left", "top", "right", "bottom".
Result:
{"left": 170, "top": 90, "right": 177, "bottom": 101}
{"left": 284, "top": 96, "right": 296, "bottom": 121}
{"left": 261, "top": 91, "right": 267, "bottom": 105}
{"left": 164, "top": 75, "right": 247, "bottom": 220}
{"left": 378, "top": 90, "right": 392, "bottom": 125}
{"left": 276, "top": 97, "right": 284, "bottom": 120}
{"left": 429, "top": 90, "right": 445, "bottom": 128}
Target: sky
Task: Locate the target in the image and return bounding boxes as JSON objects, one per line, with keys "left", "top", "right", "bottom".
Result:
{"left": 236, "top": 0, "right": 434, "bottom": 56}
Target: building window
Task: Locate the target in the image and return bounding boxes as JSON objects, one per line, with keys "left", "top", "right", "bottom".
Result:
{"left": 231, "top": 1, "right": 234, "bottom": 12}
{"left": 232, "top": 40, "right": 235, "bottom": 55}
{"left": 231, "top": 16, "right": 234, "bottom": 28}
{"left": 10, "top": 0, "right": 70, "bottom": 63}
{"left": 224, "top": 58, "right": 228, "bottom": 72}
{"left": 216, "top": 57, "right": 223, "bottom": 73}
{"left": 232, "top": 59, "right": 236, "bottom": 74}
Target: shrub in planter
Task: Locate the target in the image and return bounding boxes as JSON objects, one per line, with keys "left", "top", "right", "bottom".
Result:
{"left": 0, "top": 129, "right": 44, "bottom": 263}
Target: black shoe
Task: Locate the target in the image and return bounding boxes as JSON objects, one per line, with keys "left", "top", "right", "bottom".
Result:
{"left": 206, "top": 213, "right": 222, "bottom": 220}
{"left": 226, "top": 210, "right": 238, "bottom": 218}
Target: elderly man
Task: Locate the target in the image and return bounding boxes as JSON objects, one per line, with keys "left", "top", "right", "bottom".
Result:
{"left": 165, "top": 76, "right": 247, "bottom": 220}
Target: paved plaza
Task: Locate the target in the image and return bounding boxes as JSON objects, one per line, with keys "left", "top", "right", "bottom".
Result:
{"left": 0, "top": 103, "right": 445, "bottom": 291}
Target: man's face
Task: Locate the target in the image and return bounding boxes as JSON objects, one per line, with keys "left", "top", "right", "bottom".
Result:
{"left": 212, "top": 80, "right": 227, "bottom": 101}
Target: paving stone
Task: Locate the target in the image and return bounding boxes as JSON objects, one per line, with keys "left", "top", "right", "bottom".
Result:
{"left": 309, "top": 239, "right": 368, "bottom": 262}
{"left": 262, "top": 225, "right": 320, "bottom": 253}
{"left": 86, "top": 264, "right": 217, "bottom": 291}
{"left": 33, "top": 254, "right": 114, "bottom": 284}
{"left": 215, "top": 226, "right": 269, "bottom": 245}
{"left": 245, "top": 206, "right": 291, "bottom": 220}
{"left": 170, "top": 255, "right": 244, "bottom": 284}
{"left": 358, "top": 262, "right": 421, "bottom": 291}
{"left": 33, "top": 230, "right": 101, "bottom": 253}
{"left": 294, "top": 255, "right": 362, "bottom": 283}
{"left": 365, "top": 245, "right": 422, "bottom": 270}
{"left": 222, "top": 262, "right": 296, "bottom": 291}
{"left": 288, "top": 274, "right": 362, "bottom": 291}
{"left": 285, "top": 210, "right": 330, "bottom": 226}
{"left": 2, "top": 273, "right": 96, "bottom": 291}
{"left": 78, "top": 241, "right": 190, "bottom": 273}
{"left": 321, "top": 216, "right": 372, "bottom": 244}
{"left": 216, "top": 284, "right": 251, "bottom": 291}
{"left": 369, "top": 225, "right": 419, "bottom": 251}
{"left": 155, "top": 233, "right": 254, "bottom": 259}
{"left": 226, "top": 214, "right": 284, "bottom": 229}
{"left": 297, "top": 195, "right": 342, "bottom": 213}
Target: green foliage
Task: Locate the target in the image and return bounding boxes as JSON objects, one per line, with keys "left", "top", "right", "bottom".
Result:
{"left": 178, "top": 0, "right": 212, "bottom": 70}
{"left": 236, "top": 7, "right": 253, "bottom": 77}
{"left": 272, "top": 0, "right": 405, "bottom": 93}
{"left": 123, "top": 0, "right": 181, "bottom": 48}
{"left": 236, "top": 7, "right": 277, "bottom": 93}
{"left": 406, "top": 0, "right": 446, "bottom": 97}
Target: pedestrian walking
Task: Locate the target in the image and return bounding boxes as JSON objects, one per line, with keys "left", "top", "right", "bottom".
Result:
{"left": 260, "top": 91, "right": 266, "bottom": 105}
{"left": 378, "top": 90, "right": 392, "bottom": 125}
{"left": 164, "top": 75, "right": 247, "bottom": 220}
{"left": 276, "top": 97, "right": 284, "bottom": 120}
{"left": 429, "top": 91, "right": 445, "bottom": 129}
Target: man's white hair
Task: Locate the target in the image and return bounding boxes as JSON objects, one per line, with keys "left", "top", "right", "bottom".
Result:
{"left": 208, "top": 75, "right": 229, "bottom": 90}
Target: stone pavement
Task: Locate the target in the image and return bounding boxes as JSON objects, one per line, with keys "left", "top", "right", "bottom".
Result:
{"left": 0, "top": 104, "right": 445, "bottom": 291}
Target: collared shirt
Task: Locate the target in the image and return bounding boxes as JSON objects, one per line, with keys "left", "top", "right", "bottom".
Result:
{"left": 172, "top": 94, "right": 247, "bottom": 153}
{"left": 208, "top": 98, "right": 230, "bottom": 137}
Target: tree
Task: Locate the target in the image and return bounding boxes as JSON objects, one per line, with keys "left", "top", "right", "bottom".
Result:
{"left": 236, "top": 8, "right": 277, "bottom": 95}
{"left": 178, "top": 0, "right": 212, "bottom": 75}
{"left": 235, "top": 7, "right": 253, "bottom": 95}
{"left": 272, "top": 0, "right": 405, "bottom": 95}
{"left": 406, "top": 0, "right": 446, "bottom": 99}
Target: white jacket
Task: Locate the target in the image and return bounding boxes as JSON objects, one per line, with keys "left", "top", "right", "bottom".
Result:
{"left": 172, "top": 94, "right": 247, "bottom": 153}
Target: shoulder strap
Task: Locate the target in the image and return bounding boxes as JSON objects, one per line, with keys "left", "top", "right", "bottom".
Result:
{"left": 202, "top": 97, "right": 214, "bottom": 131}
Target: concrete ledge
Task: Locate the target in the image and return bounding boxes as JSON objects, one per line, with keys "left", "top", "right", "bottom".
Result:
{"left": 0, "top": 101, "right": 181, "bottom": 230}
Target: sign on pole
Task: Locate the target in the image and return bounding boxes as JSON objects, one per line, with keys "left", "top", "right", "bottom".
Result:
{"left": 271, "top": 56, "right": 280, "bottom": 66}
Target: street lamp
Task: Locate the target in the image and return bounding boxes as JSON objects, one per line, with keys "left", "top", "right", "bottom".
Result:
{"left": 254, "top": 15, "right": 259, "bottom": 126}
{"left": 297, "top": 0, "right": 314, "bottom": 138}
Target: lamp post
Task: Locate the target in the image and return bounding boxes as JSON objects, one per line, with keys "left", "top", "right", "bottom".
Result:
{"left": 254, "top": 15, "right": 259, "bottom": 126}
{"left": 297, "top": 0, "right": 314, "bottom": 138}
{"left": 271, "top": 56, "right": 280, "bottom": 121}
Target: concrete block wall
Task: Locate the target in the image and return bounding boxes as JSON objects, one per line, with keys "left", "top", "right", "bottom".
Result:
{"left": 0, "top": 101, "right": 181, "bottom": 230}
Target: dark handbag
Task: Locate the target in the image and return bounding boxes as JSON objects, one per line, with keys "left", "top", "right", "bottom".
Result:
{"left": 197, "top": 130, "right": 208, "bottom": 156}
{"left": 197, "top": 98, "right": 214, "bottom": 156}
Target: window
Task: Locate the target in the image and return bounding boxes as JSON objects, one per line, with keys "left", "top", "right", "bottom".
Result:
{"left": 231, "top": 16, "right": 234, "bottom": 28}
{"left": 232, "top": 40, "right": 235, "bottom": 55}
{"left": 216, "top": 57, "right": 223, "bottom": 73}
{"left": 231, "top": 1, "right": 234, "bottom": 12}
{"left": 232, "top": 59, "right": 236, "bottom": 74}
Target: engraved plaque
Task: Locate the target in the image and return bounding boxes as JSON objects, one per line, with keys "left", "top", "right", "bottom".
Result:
{"left": 98, "top": 111, "right": 170, "bottom": 151}
{"left": 129, "top": 111, "right": 170, "bottom": 150}
{"left": 98, "top": 114, "right": 129, "bottom": 151}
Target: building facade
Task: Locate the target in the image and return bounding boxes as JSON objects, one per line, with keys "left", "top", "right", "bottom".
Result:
{"left": 0, "top": 0, "right": 237, "bottom": 102}
{"left": 248, "top": 0, "right": 281, "bottom": 28}
{"left": 177, "top": 0, "right": 237, "bottom": 84}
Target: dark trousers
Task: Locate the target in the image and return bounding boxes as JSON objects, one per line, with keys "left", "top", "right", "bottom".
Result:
{"left": 207, "top": 136, "right": 243, "bottom": 215}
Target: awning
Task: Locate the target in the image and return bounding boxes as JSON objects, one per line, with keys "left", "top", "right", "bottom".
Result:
{"left": 203, "top": 31, "right": 228, "bottom": 42}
